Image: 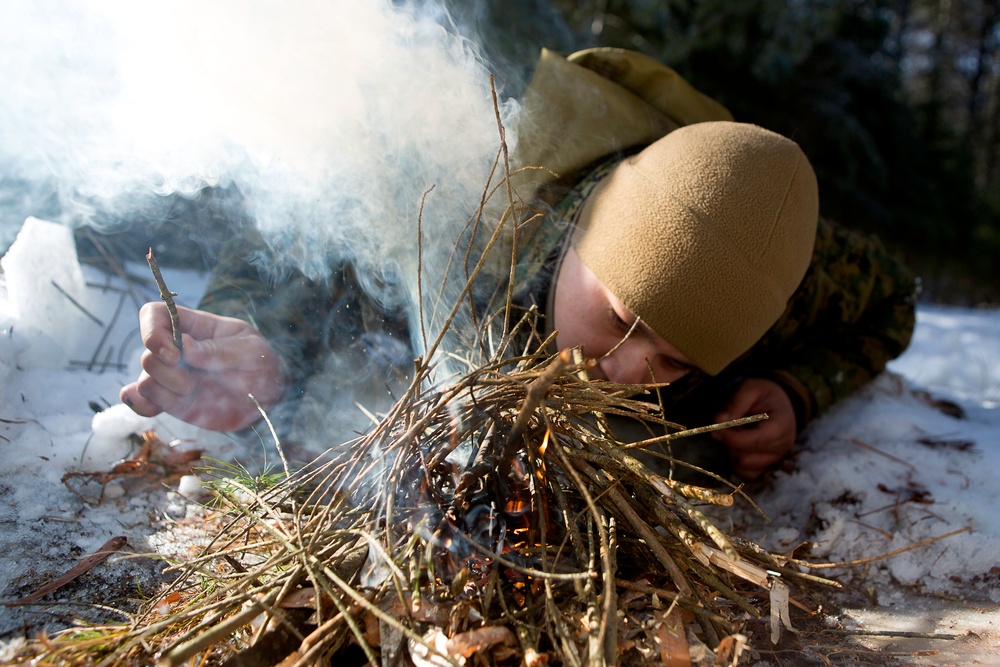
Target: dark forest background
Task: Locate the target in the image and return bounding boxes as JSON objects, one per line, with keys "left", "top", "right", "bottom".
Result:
{"left": 443, "top": 0, "right": 1000, "bottom": 304}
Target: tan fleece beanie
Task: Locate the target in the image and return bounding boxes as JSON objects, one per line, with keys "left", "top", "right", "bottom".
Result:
{"left": 572, "top": 121, "right": 818, "bottom": 375}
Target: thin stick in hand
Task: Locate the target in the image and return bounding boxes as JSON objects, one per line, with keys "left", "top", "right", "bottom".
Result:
{"left": 146, "top": 248, "right": 183, "bottom": 352}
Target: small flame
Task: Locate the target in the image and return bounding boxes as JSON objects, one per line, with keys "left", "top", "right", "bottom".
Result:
{"left": 538, "top": 429, "right": 549, "bottom": 456}
{"left": 504, "top": 499, "right": 530, "bottom": 515}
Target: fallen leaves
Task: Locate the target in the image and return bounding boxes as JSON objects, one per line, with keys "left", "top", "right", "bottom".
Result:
{"left": 410, "top": 625, "right": 518, "bottom": 667}
{"left": 657, "top": 607, "right": 690, "bottom": 667}
{"left": 61, "top": 429, "right": 202, "bottom": 503}
{"left": 3, "top": 535, "right": 128, "bottom": 606}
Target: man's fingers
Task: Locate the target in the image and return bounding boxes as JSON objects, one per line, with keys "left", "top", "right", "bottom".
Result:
{"left": 139, "top": 303, "right": 248, "bottom": 351}
{"left": 734, "top": 449, "right": 784, "bottom": 476}
{"left": 135, "top": 380, "right": 199, "bottom": 419}
{"left": 140, "top": 351, "right": 198, "bottom": 396}
{"left": 125, "top": 304, "right": 287, "bottom": 431}
{"left": 733, "top": 461, "right": 772, "bottom": 481}
{"left": 712, "top": 378, "right": 798, "bottom": 479}
{"left": 133, "top": 368, "right": 189, "bottom": 408}
{"left": 137, "top": 301, "right": 173, "bottom": 330}
{"left": 120, "top": 376, "right": 167, "bottom": 418}
{"left": 138, "top": 303, "right": 183, "bottom": 365}
{"left": 177, "top": 306, "right": 260, "bottom": 341}
{"left": 179, "top": 334, "right": 252, "bottom": 372}
{"left": 716, "top": 386, "right": 766, "bottom": 424}
{"left": 717, "top": 419, "right": 784, "bottom": 450}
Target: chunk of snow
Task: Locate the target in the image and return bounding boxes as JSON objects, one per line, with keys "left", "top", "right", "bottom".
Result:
{"left": 0, "top": 217, "right": 101, "bottom": 368}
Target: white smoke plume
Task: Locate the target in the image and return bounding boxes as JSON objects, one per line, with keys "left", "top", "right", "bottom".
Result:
{"left": 1, "top": 0, "right": 530, "bottom": 450}
{"left": 0, "top": 0, "right": 520, "bottom": 307}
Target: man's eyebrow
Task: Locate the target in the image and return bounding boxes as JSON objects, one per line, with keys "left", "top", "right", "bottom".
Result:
{"left": 634, "top": 318, "right": 696, "bottom": 369}
{"left": 632, "top": 318, "right": 665, "bottom": 346}
{"left": 667, "top": 356, "right": 697, "bottom": 370}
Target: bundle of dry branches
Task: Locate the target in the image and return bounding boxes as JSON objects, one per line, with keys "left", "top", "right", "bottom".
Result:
{"left": 7, "top": 98, "right": 841, "bottom": 667}
{"left": 10, "top": 326, "right": 838, "bottom": 667}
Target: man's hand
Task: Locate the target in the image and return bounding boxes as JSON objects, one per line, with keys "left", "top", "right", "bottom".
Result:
{"left": 120, "top": 302, "right": 287, "bottom": 431}
{"left": 711, "top": 378, "right": 796, "bottom": 480}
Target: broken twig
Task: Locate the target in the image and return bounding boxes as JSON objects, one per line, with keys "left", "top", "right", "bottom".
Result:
{"left": 50, "top": 279, "right": 104, "bottom": 327}
{"left": 146, "top": 248, "right": 183, "bottom": 351}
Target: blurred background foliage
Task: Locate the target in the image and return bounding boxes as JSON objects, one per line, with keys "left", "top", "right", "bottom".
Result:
{"left": 442, "top": 0, "right": 1000, "bottom": 304}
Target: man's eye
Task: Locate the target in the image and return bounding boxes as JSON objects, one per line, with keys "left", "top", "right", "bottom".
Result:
{"left": 664, "top": 358, "right": 691, "bottom": 374}
{"left": 610, "top": 308, "right": 631, "bottom": 332}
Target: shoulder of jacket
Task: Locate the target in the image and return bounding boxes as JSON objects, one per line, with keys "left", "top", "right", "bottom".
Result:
{"left": 511, "top": 48, "right": 732, "bottom": 203}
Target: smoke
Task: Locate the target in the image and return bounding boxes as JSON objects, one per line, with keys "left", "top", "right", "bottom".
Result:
{"left": 0, "top": 0, "right": 520, "bottom": 301}
{"left": 1, "top": 0, "right": 532, "bottom": 452}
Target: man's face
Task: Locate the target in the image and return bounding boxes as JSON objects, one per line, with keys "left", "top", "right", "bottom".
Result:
{"left": 552, "top": 247, "right": 696, "bottom": 385}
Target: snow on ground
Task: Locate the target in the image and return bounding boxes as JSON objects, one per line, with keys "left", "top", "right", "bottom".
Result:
{"left": 726, "top": 364, "right": 999, "bottom": 591}
{"left": 0, "top": 219, "right": 236, "bottom": 636}
{"left": 716, "top": 304, "right": 1000, "bottom": 663}
{"left": 726, "top": 304, "right": 1000, "bottom": 600}
{"left": 0, "top": 218, "right": 999, "bottom": 661}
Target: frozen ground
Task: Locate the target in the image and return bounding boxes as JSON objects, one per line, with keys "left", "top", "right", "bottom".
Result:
{"left": 0, "top": 219, "right": 998, "bottom": 663}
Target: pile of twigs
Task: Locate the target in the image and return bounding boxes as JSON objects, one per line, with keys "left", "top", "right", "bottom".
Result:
{"left": 7, "top": 104, "right": 840, "bottom": 665}
{"left": 9, "top": 328, "right": 838, "bottom": 666}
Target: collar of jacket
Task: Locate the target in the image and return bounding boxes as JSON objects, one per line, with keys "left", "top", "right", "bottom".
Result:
{"left": 510, "top": 156, "right": 621, "bottom": 311}
{"left": 510, "top": 47, "right": 733, "bottom": 210}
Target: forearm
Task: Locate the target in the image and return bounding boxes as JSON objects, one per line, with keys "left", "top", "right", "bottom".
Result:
{"left": 765, "top": 220, "right": 918, "bottom": 426}
{"left": 769, "top": 322, "right": 913, "bottom": 426}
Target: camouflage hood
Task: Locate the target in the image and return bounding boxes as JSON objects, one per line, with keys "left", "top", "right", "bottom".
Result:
{"left": 510, "top": 47, "right": 733, "bottom": 207}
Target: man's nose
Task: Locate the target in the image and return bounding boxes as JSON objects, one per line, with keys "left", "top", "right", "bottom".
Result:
{"left": 602, "top": 342, "right": 655, "bottom": 385}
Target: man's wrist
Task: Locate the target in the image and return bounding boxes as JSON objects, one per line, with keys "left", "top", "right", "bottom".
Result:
{"left": 766, "top": 370, "right": 813, "bottom": 431}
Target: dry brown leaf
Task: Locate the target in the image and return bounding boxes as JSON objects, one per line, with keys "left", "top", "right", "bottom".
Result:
{"left": 657, "top": 608, "right": 690, "bottom": 667}
{"left": 278, "top": 587, "right": 320, "bottom": 609}
{"left": 362, "top": 610, "right": 381, "bottom": 648}
{"left": 61, "top": 430, "right": 202, "bottom": 502}
{"left": 445, "top": 625, "right": 517, "bottom": 658}
{"left": 4, "top": 535, "right": 127, "bottom": 606}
